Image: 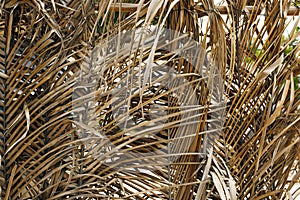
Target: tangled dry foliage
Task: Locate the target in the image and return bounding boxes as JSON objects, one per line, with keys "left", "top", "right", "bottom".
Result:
{"left": 0, "top": 0, "right": 299, "bottom": 199}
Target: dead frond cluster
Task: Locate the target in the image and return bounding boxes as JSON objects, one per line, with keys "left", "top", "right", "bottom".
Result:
{"left": 0, "top": 0, "right": 299, "bottom": 199}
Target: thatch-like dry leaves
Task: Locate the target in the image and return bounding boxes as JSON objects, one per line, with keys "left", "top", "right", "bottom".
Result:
{"left": 0, "top": 0, "right": 299, "bottom": 199}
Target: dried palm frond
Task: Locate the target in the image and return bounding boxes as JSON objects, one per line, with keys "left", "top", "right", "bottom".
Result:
{"left": 0, "top": 0, "right": 299, "bottom": 199}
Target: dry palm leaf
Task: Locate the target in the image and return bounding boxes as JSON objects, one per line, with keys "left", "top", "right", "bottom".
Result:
{"left": 0, "top": 0, "right": 299, "bottom": 199}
